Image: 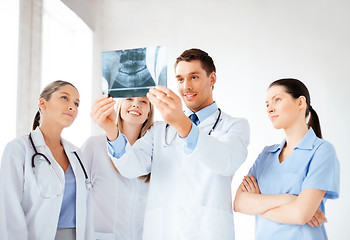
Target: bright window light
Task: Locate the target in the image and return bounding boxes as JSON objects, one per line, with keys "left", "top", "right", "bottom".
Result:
{"left": 42, "top": 0, "right": 93, "bottom": 147}
{"left": 0, "top": 0, "right": 19, "bottom": 162}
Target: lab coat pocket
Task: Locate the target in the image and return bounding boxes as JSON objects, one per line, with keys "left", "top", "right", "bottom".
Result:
{"left": 199, "top": 206, "right": 234, "bottom": 240}
{"left": 142, "top": 208, "right": 163, "bottom": 240}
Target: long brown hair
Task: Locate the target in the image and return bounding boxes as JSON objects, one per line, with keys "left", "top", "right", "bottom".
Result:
{"left": 32, "top": 80, "right": 78, "bottom": 130}
{"left": 111, "top": 98, "right": 154, "bottom": 183}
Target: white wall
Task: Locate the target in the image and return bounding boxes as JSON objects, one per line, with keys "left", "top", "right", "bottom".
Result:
{"left": 91, "top": 0, "right": 350, "bottom": 239}
{"left": 0, "top": 1, "right": 18, "bottom": 158}
{"left": 1, "top": 0, "right": 348, "bottom": 238}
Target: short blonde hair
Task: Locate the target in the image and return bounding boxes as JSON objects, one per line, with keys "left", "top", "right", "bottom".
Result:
{"left": 114, "top": 98, "right": 154, "bottom": 183}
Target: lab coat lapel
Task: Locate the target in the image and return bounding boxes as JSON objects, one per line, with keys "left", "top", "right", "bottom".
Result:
{"left": 30, "top": 127, "right": 65, "bottom": 182}
{"left": 198, "top": 109, "right": 222, "bottom": 133}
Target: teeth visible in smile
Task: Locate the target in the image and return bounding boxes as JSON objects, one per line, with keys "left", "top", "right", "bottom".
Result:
{"left": 128, "top": 111, "right": 141, "bottom": 116}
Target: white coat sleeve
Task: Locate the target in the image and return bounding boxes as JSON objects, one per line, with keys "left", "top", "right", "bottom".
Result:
{"left": 109, "top": 125, "right": 155, "bottom": 179}
{"left": 0, "top": 139, "right": 28, "bottom": 239}
{"left": 191, "top": 117, "right": 250, "bottom": 176}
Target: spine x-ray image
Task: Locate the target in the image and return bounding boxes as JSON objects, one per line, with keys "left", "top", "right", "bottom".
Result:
{"left": 102, "top": 46, "right": 167, "bottom": 98}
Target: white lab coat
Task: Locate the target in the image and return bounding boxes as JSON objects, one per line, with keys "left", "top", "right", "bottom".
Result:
{"left": 111, "top": 109, "right": 250, "bottom": 240}
{"left": 81, "top": 135, "right": 149, "bottom": 240}
{"left": 0, "top": 127, "right": 93, "bottom": 240}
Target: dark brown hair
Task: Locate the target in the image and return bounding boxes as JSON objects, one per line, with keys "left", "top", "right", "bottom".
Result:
{"left": 269, "top": 78, "right": 322, "bottom": 138}
{"left": 32, "top": 80, "right": 78, "bottom": 130}
{"left": 175, "top": 48, "right": 216, "bottom": 76}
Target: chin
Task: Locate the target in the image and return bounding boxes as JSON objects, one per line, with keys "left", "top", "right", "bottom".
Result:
{"left": 186, "top": 102, "right": 200, "bottom": 111}
{"left": 272, "top": 123, "right": 283, "bottom": 130}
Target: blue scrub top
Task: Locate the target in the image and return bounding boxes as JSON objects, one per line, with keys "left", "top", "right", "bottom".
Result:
{"left": 57, "top": 164, "right": 76, "bottom": 228}
{"left": 249, "top": 128, "right": 340, "bottom": 240}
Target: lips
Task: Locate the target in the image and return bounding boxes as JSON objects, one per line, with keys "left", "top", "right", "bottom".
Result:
{"left": 183, "top": 93, "right": 197, "bottom": 101}
{"left": 270, "top": 115, "right": 278, "bottom": 120}
{"left": 63, "top": 113, "right": 73, "bottom": 118}
{"left": 128, "top": 110, "right": 141, "bottom": 116}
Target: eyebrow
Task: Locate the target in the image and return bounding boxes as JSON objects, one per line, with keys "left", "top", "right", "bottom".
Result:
{"left": 175, "top": 71, "right": 201, "bottom": 78}
{"left": 61, "top": 91, "right": 80, "bottom": 102}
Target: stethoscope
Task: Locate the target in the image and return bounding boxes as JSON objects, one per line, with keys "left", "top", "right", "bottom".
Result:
{"left": 29, "top": 133, "right": 92, "bottom": 191}
{"left": 164, "top": 108, "right": 222, "bottom": 146}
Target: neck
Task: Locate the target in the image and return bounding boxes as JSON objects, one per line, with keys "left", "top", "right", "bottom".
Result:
{"left": 284, "top": 121, "right": 308, "bottom": 149}
{"left": 190, "top": 100, "right": 214, "bottom": 113}
{"left": 121, "top": 121, "right": 143, "bottom": 145}
{"left": 39, "top": 122, "right": 63, "bottom": 147}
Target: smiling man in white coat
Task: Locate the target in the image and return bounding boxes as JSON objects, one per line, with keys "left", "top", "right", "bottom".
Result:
{"left": 93, "top": 48, "right": 250, "bottom": 239}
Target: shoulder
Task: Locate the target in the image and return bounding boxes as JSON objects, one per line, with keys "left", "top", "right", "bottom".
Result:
{"left": 81, "top": 134, "right": 108, "bottom": 151}
{"left": 263, "top": 144, "right": 280, "bottom": 153}
{"left": 314, "top": 138, "right": 335, "bottom": 150}
{"left": 4, "top": 135, "right": 28, "bottom": 152}
{"left": 312, "top": 138, "right": 337, "bottom": 159}
{"left": 1, "top": 135, "right": 29, "bottom": 165}
{"left": 219, "top": 111, "right": 250, "bottom": 135}
{"left": 83, "top": 134, "right": 107, "bottom": 145}
{"left": 220, "top": 111, "right": 249, "bottom": 126}
{"left": 254, "top": 144, "right": 279, "bottom": 163}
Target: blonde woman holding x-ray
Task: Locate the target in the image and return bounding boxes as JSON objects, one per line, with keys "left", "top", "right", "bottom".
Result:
{"left": 0, "top": 80, "right": 93, "bottom": 240}
{"left": 82, "top": 96, "right": 153, "bottom": 240}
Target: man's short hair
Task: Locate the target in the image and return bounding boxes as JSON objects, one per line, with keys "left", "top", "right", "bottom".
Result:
{"left": 175, "top": 48, "right": 216, "bottom": 76}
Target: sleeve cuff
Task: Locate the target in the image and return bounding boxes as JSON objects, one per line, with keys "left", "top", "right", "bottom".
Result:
{"left": 181, "top": 123, "right": 199, "bottom": 155}
{"left": 107, "top": 130, "right": 127, "bottom": 158}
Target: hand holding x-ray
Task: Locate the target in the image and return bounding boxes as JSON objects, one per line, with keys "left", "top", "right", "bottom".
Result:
{"left": 147, "top": 85, "right": 192, "bottom": 138}
{"left": 91, "top": 95, "right": 119, "bottom": 141}
{"left": 102, "top": 46, "right": 167, "bottom": 98}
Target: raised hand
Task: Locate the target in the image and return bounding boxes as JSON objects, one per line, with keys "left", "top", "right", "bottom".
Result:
{"left": 90, "top": 95, "right": 118, "bottom": 140}
{"left": 147, "top": 86, "right": 192, "bottom": 138}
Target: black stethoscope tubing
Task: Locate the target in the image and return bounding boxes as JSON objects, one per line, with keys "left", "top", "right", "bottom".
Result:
{"left": 29, "top": 133, "right": 89, "bottom": 181}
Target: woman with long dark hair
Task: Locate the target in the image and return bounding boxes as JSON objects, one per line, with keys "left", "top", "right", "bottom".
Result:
{"left": 0, "top": 80, "right": 92, "bottom": 240}
{"left": 234, "top": 78, "right": 340, "bottom": 239}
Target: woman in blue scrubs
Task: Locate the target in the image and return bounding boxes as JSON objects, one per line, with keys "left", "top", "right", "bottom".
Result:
{"left": 234, "top": 78, "right": 340, "bottom": 240}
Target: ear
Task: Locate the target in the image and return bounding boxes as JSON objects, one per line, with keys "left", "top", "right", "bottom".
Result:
{"left": 38, "top": 98, "right": 46, "bottom": 110}
{"left": 209, "top": 72, "right": 217, "bottom": 88}
{"left": 298, "top": 96, "right": 307, "bottom": 110}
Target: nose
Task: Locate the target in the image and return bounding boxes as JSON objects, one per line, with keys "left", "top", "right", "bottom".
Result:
{"left": 68, "top": 103, "right": 76, "bottom": 111}
{"left": 132, "top": 101, "right": 140, "bottom": 108}
{"left": 267, "top": 105, "right": 274, "bottom": 113}
{"left": 183, "top": 79, "right": 192, "bottom": 90}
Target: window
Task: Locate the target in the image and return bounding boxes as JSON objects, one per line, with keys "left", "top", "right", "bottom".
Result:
{"left": 42, "top": 0, "right": 93, "bottom": 147}
{"left": 0, "top": 0, "right": 19, "bottom": 159}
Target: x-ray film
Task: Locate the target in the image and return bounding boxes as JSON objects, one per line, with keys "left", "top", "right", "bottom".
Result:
{"left": 102, "top": 46, "right": 167, "bottom": 97}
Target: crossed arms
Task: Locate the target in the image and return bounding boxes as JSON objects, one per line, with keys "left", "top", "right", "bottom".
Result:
{"left": 233, "top": 174, "right": 327, "bottom": 227}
